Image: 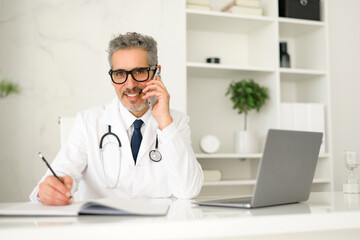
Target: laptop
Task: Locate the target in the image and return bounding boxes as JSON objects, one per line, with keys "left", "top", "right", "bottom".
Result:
{"left": 197, "top": 129, "right": 323, "bottom": 208}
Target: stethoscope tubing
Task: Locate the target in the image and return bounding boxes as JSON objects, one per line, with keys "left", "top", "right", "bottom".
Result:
{"left": 99, "top": 125, "right": 162, "bottom": 162}
{"left": 99, "top": 124, "right": 162, "bottom": 188}
{"left": 99, "top": 125, "right": 121, "bottom": 149}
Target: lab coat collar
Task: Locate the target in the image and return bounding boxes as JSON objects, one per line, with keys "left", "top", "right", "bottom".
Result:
{"left": 117, "top": 101, "right": 156, "bottom": 165}
{"left": 100, "top": 98, "right": 130, "bottom": 150}
{"left": 120, "top": 103, "right": 157, "bottom": 165}
{"left": 101, "top": 98, "right": 122, "bottom": 126}
{"left": 118, "top": 100, "right": 152, "bottom": 132}
{"left": 101, "top": 97, "right": 158, "bottom": 165}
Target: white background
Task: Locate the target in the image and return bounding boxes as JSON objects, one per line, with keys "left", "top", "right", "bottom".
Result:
{"left": 0, "top": 0, "right": 359, "bottom": 202}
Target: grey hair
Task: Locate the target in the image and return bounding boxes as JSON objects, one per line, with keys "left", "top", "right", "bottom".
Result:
{"left": 107, "top": 32, "right": 158, "bottom": 68}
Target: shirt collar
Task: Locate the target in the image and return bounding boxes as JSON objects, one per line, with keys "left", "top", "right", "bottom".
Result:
{"left": 118, "top": 99, "right": 152, "bottom": 130}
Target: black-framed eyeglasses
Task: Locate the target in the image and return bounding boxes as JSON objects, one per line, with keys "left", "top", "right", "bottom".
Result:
{"left": 108, "top": 66, "right": 157, "bottom": 84}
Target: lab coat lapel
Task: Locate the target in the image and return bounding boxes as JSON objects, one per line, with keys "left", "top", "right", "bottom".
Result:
{"left": 136, "top": 116, "right": 157, "bottom": 165}
{"left": 101, "top": 98, "right": 122, "bottom": 127}
{"left": 100, "top": 98, "right": 131, "bottom": 154}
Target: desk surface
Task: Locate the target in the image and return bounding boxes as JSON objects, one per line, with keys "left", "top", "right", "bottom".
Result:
{"left": 1, "top": 192, "right": 360, "bottom": 240}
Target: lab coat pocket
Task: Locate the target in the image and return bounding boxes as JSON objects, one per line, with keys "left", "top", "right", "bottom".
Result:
{"left": 132, "top": 153, "right": 169, "bottom": 197}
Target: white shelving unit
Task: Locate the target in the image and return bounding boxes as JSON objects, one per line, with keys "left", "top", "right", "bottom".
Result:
{"left": 185, "top": 0, "right": 333, "bottom": 197}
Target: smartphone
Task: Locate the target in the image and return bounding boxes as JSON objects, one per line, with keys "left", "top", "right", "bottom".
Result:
{"left": 147, "top": 68, "right": 160, "bottom": 110}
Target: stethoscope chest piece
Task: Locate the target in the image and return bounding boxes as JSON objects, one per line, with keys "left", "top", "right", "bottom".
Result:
{"left": 149, "top": 134, "right": 162, "bottom": 162}
{"left": 149, "top": 149, "right": 162, "bottom": 162}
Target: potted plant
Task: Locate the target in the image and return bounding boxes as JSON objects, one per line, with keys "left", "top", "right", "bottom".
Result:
{"left": 0, "top": 78, "right": 21, "bottom": 98}
{"left": 226, "top": 79, "right": 269, "bottom": 153}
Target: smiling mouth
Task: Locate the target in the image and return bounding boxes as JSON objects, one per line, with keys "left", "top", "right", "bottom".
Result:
{"left": 126, "top": 92, "right": 139, "bottom": 97}
{"left": 124, "top": 90, "right": 142, "bottom": 98}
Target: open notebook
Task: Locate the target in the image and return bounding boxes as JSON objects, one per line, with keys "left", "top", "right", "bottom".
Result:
{"left": 0, "top": 198, "right": 169, "bottom": 216}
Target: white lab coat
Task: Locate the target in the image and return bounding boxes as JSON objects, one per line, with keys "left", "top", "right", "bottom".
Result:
{"left": 30, "top": 98, "right": 203, "bottom": 201}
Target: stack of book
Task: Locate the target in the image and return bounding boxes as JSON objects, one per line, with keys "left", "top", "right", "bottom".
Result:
{"left": 186, "top": 0, "right": 211, "bottom": 11}
{"left": 280, "top": 103, "right": 326, "bottom": 153}
{"left": 222, "top": 0, "right": 263, "bottom": 16}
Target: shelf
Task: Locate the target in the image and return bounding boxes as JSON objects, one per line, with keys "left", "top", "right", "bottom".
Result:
{"left": 280, "top": 68, "right": 326, "bottom": 75}
{"left": 188, "top": 62, "right": 274, "bottom": 72}
{"left": 187, "top": 9, "right": 274, "bottom": 33}
{"left": 280, "top": 68, "right": 327, "bottom": 81}
{"left": 278, "top": 17, "right": 325, "bottom": 26}
{"left": 279, "top": 17, "right": 325, "bottom": 38}
{"left": 196, "top": 153, "right": 330, "bottom": 159}
{"left": 187, "top": 63, "right": 325, "bottom": 76}
{"left": 203, "top": 178, "right": 331, "bottom": 186}
{"left": 186, "top": 9, "right": 275, "bottom": 21}
{"left": 187, "top": 62, "right": 275, "bottom": 78}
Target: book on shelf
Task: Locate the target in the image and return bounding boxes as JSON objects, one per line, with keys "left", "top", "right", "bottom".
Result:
{"left": 280, "top": 103, "right": 325, "bottom": 153}
{"left": 187, "top": 4, "right": 211, "bottom": 11}
{"left": 0, "top": 198, "right": 169, "bottom": 216}
{"left": 187, "top": 0, "right": 209, "bottom": 6}
{"left": 221, "top": 0, "right": 263, "bottom": 16}
{"left": 235, "top": 0, "right": 261, "bottom": 8}
{"left": 227, "top": 5, "right": 263, "bottom": 16}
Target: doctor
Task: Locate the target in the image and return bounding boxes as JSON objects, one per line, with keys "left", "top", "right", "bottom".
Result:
{"left": 30, "top": 32, "right": 203, "bottom": 205}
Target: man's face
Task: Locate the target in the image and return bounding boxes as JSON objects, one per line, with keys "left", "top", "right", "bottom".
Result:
{"left": 111, "top": 48, "right": 152, "bottom": 115}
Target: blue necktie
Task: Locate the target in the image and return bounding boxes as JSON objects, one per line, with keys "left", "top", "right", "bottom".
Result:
{"left": 131, "top": 119, "right": 143, "bottom": 164}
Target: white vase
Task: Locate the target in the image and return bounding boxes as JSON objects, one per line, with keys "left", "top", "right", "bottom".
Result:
{"left": 234, "top": 131, "right": 259, "bottom": 154}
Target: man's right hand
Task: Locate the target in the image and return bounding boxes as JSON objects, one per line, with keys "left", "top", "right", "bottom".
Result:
{"left": 38, "top": 175, "right": 73, "bottom": 205}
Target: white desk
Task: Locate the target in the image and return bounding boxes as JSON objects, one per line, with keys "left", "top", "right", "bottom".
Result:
{"left": 1, "top": 192, "right": 360, "bottom": 240}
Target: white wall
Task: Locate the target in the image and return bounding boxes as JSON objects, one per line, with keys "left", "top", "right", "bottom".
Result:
{"left": 328, "top": 0, "right": 360, "bottom": 190}
{"left": 0, "top": 0, "right": 185, "bottom": 202}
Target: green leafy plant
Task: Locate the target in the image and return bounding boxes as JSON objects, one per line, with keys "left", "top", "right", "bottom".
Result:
{"left": 0, "top": 78, "right": 21, "bottom": 98}
{"left": 226, "top": 79, "right": 269, "bottom": 130}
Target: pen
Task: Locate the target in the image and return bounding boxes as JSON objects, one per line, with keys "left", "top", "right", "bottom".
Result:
{"left": 38, "top": 152, "right": 63, "bottom": 183}
{"left": 38, "top": 152, "right": 73, "bottom": 199}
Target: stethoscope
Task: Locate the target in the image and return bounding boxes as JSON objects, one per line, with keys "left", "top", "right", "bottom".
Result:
{"left": 99, "top": 125, "right": 162, "bottom": 188}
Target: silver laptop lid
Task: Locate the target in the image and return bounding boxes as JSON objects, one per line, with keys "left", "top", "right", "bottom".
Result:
{"left": 251, "top": 129, "right": 323, "bottom": 208}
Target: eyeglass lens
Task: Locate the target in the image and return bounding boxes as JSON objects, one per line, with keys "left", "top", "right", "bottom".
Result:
{"left": 111, "top": 68, "right": 150, "bottom": 84}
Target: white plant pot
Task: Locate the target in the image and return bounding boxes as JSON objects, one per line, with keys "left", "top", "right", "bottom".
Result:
{"left": 234, "top": 131, "right": 259, "bottom": 154}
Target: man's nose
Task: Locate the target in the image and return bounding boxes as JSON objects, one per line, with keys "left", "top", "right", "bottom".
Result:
{"left": 125, "top": 74, "right": 138, "bottom": 89}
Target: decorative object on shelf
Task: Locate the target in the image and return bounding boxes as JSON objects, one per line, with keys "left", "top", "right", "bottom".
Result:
{"left": 0, "top": 78, "right": 21, "bottom": 98}
{"left": 186, "top": 0, "right": 211, "bottom": 11}
{"left": 203, "top": 170, "right": 222, "bottom": 181}
{"left": 221, "top": 0, "right": 263, "bottom": 16}
{"left": 200, "top": 134, "right": 220, "bottom": 154}
{"left": 279, "top": 0, "right": 320, "bottom": 21}
{"left": 234, "top": 130, "right": 259, "bottom": 153}
{"left": 226, "top": 79, "right": 268, "bottom": 153}
{"left": 342, "top": 150, "right": 360, "bottom": 194}
{"left": 206, "top": 57, "right": 220, "bottom": 64}
{"left": 279, "top": 42, "right": 291, "bottom": 68}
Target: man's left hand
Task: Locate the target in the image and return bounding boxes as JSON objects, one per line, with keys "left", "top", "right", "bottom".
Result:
{"left": 142, "top": 75, "right": 173, "bottom": 130}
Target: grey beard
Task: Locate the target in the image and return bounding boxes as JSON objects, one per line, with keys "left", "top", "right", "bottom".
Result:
{"left": 126, "top": 101, "right": 148, "bottom": 112}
